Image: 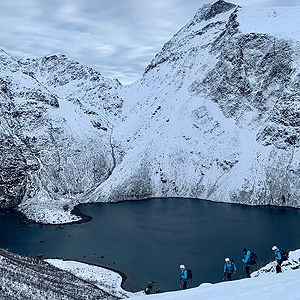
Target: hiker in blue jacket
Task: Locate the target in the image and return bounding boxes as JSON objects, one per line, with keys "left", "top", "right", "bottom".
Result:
{"left": 242, "top": 248, "right": 251, "bottom": 278}
{"left": 223, "top": 257, "right": 236, "bottom": 281}
{"left": 179, "top": 264, "right": 188, "bottom": 289}
{"left": 272, "top": 246, "right": 282, "bottom": 273}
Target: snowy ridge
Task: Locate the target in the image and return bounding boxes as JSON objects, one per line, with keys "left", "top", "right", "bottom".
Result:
{"left": 129, "top": 250, "right": 300, "bottom": 300}
{"left": 130, "top": 269, "right": 300, "bottom": 300}
{"left": 252, "top": 249, "right": 300, "bottom": 278}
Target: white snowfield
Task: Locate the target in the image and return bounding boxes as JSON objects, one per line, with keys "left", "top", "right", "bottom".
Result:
{"left": 46, "top": 259, "right": 144, "bottom": 298}
{"left": 130, "top": 270, "right": 300, "bottom": 300}
{"left": 128, "top": 250, "right": 300, "bottom": 300}
{"left": 238, "top": 6, "right": 300, "bottom": 41}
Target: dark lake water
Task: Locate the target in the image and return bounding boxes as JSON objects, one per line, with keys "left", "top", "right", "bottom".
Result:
{"left": 1, "top": 198, "right": 300, "bottom": 293}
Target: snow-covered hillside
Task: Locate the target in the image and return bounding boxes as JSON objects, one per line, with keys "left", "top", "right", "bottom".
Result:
{"left": 46, "top": 259, "right": 144, "bottom": 299}
{"left": 1, "top": 0, "right": 300, "bottom": 223}
{"left": 131, "top": 268, "right": 300, "bottom": 300}
{"left": 0, "top": 249, "right": 118, "bottom": 300}
{"left": 1, "top": 248, "right": 299, "bottom": 300}
{"left": 129, "top": 250, "right": 300, "bottom": 300}
{"left": 87, "top": 0, "right": 300, "bottom": 209}
{"left": 0, "top": 50, "right": 123, "bottom": 223}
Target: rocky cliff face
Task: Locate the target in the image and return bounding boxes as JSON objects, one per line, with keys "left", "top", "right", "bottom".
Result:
{"left": 1, "top": 0, "right": 300, "bottom": 223}
{"left": 0, "top": 50, "right": 123, "bottom": 223}
{"left": 88, "top": 0, "right": 300, "bottom": 208}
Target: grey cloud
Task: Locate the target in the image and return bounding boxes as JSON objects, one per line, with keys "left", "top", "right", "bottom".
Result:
{"left": 0, "top": 0, "right": 299, "bottom": 84}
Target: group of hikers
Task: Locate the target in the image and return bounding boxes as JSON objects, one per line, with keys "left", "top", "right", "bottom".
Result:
{"left": 179, "top": 245, "right": 289, "bottom": 290}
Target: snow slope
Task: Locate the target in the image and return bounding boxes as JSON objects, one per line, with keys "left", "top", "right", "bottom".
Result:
{"left": 238, "top": 6, "right": 300, "bottom": 41}
{"left": 1, "top": 248, "right": 300, "bottom": 300}
{"left": 130, "top": 269, "right": 300, "bottom": 300}
{"left": 129, "top": 250, "right": 300, "bottom": 300}
{"left": 0, "top": 249, "right": 117, "bottom": 300}
{"left": 46, "top": 259, "right": 144, "bottom": 298}
{"left": 1, "top": 248, "right": 299, "bottom": 300}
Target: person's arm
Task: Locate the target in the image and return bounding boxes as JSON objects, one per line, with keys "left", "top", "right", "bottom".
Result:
{"left": 275, "top": 249, "right": 282, "bottom": 260}
{"left": 224, "top": 263, "right": 227, "bottom": 274}
{"left": 182, "top": 269, "right": 187, "bottom": 280}
{"left": 242, "top": 251, "right": 250, "bottom": 264}
{"left": 233, "top": 262, "right": 237, "bottom": 272}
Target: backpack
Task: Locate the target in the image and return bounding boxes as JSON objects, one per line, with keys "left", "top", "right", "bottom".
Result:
{"left": 229, "top": 259, "right": 236, "bottom": 272}
{"left": 249, "top": 252, "right": 257, "bottom": 265}
{"left": 187, "top": 269, "right": 193, "bottom": 281}
{"left": 280, "top": 249, "right": 289, "bottom": 261}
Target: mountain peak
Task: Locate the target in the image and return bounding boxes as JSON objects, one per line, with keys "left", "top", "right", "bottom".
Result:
{"left": 195, "top": 0, "right": 237, "bottom": 21}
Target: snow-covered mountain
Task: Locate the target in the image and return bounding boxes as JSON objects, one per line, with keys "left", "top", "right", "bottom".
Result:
{"left": 87, "top": 1, "right": 300, "bottom": 208}
{"left": 0, "top": 50, "right": 123, "bottom": 223}
{"left": 1, "top": 0, "right": 300, "bottom": 223}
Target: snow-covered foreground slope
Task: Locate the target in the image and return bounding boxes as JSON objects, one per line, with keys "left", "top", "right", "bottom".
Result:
{"left": 129, "top": 250, "right": 300, "bottom": 300}
{"left": 0, "top": 249, "right": 118, "bottom": 300}
{"left": 252, "top": 249, "right": 300, "bottom": 277}
{"left": 131, "top": 269, "right": 300, "bottom": 300}
{"left": 46, "top": 259, "right": 143, "bottom": 299}
{"left": 0, "top": 248, "right": 144, "bottom": 299}
{"left": 1, "top": 0, "right": 300, "bottom": 223}
{"left": 1, "top": 248, "right": 299, "bottom": 299}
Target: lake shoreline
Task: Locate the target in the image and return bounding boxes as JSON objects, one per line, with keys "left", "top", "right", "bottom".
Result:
{"left": 1, "top": 198, "right": 300, "bottom": 292}
{"left": 45, "top": 257, "right": 130, "bottom": 292}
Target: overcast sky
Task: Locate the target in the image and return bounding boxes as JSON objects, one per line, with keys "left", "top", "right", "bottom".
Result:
{"left": 0, "top": 0, "right": 299, "bottom": 84}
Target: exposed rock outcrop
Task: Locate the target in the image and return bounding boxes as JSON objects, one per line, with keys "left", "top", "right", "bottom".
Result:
{"left": 0, "top": 249, "right": 118, "bottom": 300}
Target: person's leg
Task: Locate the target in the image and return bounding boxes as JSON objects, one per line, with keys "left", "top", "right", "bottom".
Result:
{"left": 227, "top": 273, "right": 232, "bottom": 281}
{"left": 182, "top": 281, "right": 187, "bottom": 289}
{"left": 245, "top": 266, "right": 251, "bottom": 278}
{"left": 276, "top": 261, "right": 282, "bottom": 273}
